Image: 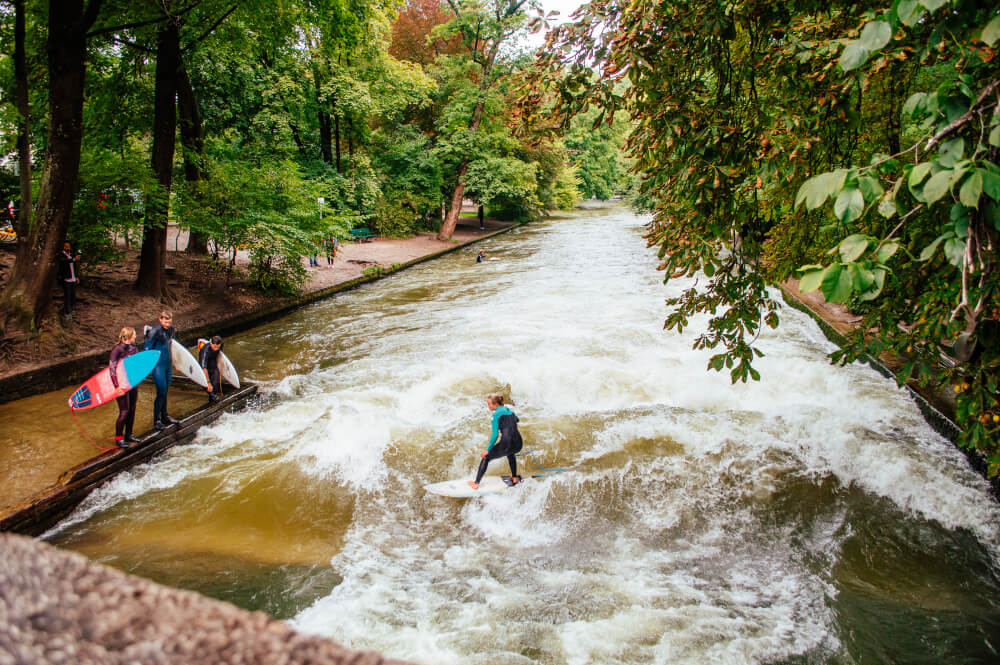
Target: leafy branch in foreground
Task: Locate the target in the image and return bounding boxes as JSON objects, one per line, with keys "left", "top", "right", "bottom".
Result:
{"left": 527, "top": 0, "right": 1000, "bottom": 471}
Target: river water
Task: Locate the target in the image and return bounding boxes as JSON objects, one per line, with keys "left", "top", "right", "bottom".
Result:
{"left": 44, "top": 204, "right": 1000, "bottom": 664}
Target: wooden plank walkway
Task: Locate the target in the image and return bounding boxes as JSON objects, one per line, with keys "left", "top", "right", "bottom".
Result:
{"left": 0, "top": 383, "right": 258, "bottom": 536}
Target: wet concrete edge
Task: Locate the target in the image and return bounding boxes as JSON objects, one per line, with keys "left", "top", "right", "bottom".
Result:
{"left": 0, "top": 225, "right": 518, "bottom": 405}
{"left": 779, "top": 285, "right": 1000, "bottom": 500}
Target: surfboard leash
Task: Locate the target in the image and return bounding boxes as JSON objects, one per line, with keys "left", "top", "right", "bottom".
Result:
{"left": 516, "top": 449, "right": 567, "bottom": 476}
{"left": 70, "top": 408, "right": 118, "bottom": 452}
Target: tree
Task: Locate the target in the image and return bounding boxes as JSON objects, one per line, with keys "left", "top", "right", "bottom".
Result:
{"left": 0, "top": 0, "right": 104, "bottom": 335}
{"left": 531, "top": 0, "right": 1000, "bottom": 470}
{"left": 389, "top": 0, "right": 464, "bottom": 66}
{"left": 435, "top": 0, "right": 538, "bottom": 240}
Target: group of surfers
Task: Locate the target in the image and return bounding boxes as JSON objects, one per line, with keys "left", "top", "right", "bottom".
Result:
{"left": 108, "top": 308, "right": 226, "bottom": 450}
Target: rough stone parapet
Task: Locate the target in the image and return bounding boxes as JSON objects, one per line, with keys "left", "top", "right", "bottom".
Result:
{"left": 0, "top": 533, "right": 410, "bottom": 665}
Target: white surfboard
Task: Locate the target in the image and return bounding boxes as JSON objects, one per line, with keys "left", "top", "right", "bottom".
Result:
{"left": 197, "top": 338, "right": 240, "bottom": 388}
{"left": 170, "top": 338, "right": 208, "bottom": 388}
{"left": 424, "top": 476, "right": 523, "bottom": 498}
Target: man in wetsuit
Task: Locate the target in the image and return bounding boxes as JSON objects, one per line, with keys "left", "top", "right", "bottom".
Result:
{"left": 144, "top": 309, "right": 179, "bottom": 429}
{"left": 199, "top": 335, "right": 224, "bottom": 403}
{"left": 468, "top": 393, "right": 524, "bottom": 490}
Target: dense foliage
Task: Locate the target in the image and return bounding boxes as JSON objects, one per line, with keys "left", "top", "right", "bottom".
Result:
{"left": 0, "top": 0, "right": 590, "bottom": 329}
{"left": 530, "top": 0, "right": 1000, "bottom": 471}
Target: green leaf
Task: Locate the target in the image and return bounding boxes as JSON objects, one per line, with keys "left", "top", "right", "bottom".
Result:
{"left": 859, "top": 21, "right": 892, "bottom": 51}
{"left": 834, "top": 187, "right": 865, "bottom": 222}
{"left": 902, "top": 92, "right": 926, "bottom": 117}
{"left": 918, "top": 234, "right": 947, "bottom": 261}
{"left": 898, "top": 0, "right": 924, "bottom": 26}
{"left": 877, "top": 241, "right": 899, "bottom": 263}
{"left": 795, "top": 170, "right": 847, "bottom": 210}
{"left": 938, "top": 138, "right": 964, "bottom": 167}
{"left": 839, "top": 41, "right": 870, "bottom": 72}
{"left": 981, "top": 169, "right": 1000, "bottom": 200}
{"left": 859, "top": 268, "right": 887, "bottom": 301}
{"left": 849, "top": 263, "right": 876, "bottom": 291}
{"left": 982, "top": 15, "right": 1000, "bottom": 47}
{"left": 821, "top": 263, "right": 854, "bottom": 303}
{"left": 799, "top": 268, "right": 825, "bottom": 293}
{"left": 878, "top": 195, "right": 897, "bottom": 218}
{"left": 959, "top": 170, "right": 983, "bottom": 208}
{"left": 919, "top": 0, "right": 949, "bottom": 11}
{"left": 955, "top": 215, "right": 970, "bottom": 239}
{"left": 858, "top": 175, "right": 884, "bottom": 201}
{"left": 839, "top": 234, "right": 870, "bottom": 262}
{"left": 908, "top": 162, "right": 933, "bottom": 188}
{"left": 944, "top": 237, "right": 965, "bottom": 266}
{"left": 990, "top": 125, "right": 1000, "bottom": 148}
{"left": 921, "top": 168, "right": 953, "bottom": 204}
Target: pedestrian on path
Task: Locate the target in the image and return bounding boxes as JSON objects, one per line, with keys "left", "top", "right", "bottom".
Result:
{"left": 56, "top": 241, "right": 82, "bottom": 318}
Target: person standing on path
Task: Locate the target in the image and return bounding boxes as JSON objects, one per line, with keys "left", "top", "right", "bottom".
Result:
{"left": 468, "top": 393, "right": 523, "bottom": 490}
{"left": 199, "top": 335, "right": 224, "bottom": 403}
{"left": 56, "top": 241, "right": 82, "bottom": 318}
{"left": 109, "top": 327, "right": 141, "bottom": 448}
{"left": 144, "top": 309, "right": 179, "bottom": 430}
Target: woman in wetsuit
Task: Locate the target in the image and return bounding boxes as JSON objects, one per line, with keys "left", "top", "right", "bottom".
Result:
{"left": 110, "top": 327, "right": 141, "bottom": 448}
{"left": 468, "top": 393, "right": 523, "bottom": 490}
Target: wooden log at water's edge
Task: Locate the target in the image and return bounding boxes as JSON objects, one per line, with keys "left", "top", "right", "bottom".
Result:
{"left": 0, "top": 383, "right": 258, "bottom": 536}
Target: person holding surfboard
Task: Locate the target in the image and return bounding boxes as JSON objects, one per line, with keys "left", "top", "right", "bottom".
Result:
{"left": 109, "top": 327, "right": 141, "bottom": 448}
{"left": 468, "top": 393, "right": 523, "bottom": 490}
{"left": 199, "top": 335, "right": 224, "bottom": 403}
{"left": 144, "top": 309, "right": 179, "bottom": 430}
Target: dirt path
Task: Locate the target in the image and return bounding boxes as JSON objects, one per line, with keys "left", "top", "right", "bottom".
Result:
{"left": 0, "top": 217, "right": 508, "bottom": 380}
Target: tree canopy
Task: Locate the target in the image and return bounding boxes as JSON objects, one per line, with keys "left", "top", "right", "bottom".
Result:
{"left": 529, "top": 0, "right": 1000, "bottom": 471}
{"left": 0, "top": 0, "right": 584, "bottom": 329}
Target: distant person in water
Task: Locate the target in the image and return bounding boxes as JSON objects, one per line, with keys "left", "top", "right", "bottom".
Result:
{"left": 476, "top": 249, "right": 487, "bottom": 263}
{"left": 109, "top": 327, "right": 141, "bottom": 448}
{"left": 199, "top": 335, "right": 224, "bottom": 403}
{"left": 468, "top": 393, "right": 523, "bottom": 490}
{"left": 144, "top": 309, "right": 179, "bottom": 430}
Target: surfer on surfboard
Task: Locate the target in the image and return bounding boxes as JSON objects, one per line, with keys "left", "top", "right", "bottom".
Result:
{"left": 199, "top": 335, "right": 224, "bottom": 403}
{"left": 468, "top": 393, "right": 524, "bottom": 490}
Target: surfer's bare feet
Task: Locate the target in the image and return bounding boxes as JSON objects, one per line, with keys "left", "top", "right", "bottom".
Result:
{"left": 467, "top": 480, "right": 479, "bottom": 490}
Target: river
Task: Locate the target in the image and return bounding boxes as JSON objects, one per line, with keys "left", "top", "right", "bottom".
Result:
{"left": 42, "top": 204, "right": 1000, "bottom": 664}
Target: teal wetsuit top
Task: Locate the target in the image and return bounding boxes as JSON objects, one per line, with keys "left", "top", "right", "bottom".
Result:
{"left": 488, "top": 405, "right": 518, "bottom": 451}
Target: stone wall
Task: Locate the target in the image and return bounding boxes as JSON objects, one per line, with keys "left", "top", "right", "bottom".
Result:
{"left": 0, "top": 534, "right": 410, "bottom": 665}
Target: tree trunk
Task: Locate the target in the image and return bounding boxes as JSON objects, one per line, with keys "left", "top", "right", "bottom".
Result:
{"left": 177, "top": 61, "right": 209, "bottom": 255}
{"left": 136, "top": 24, "right": 180, "bottom": 299}
{"left": 318, "top": 110, "right": 332, "bottom": 163}
{"left": 0, "top": 0, "right": 94, "bottom": 335}
{"left": 13, "top": 0, "right": 32, "bottom": 264}
{"left": 438, "top": 98, "right": 487, "bottom": 240}
{"left": 346, "top": 115, "right": 353, "bottom": 172}
{"left": 438, "top": 46, "right": 497, "bottom": 240}
{"left": 333, "top": 106, "right": 342, "bottom": 173}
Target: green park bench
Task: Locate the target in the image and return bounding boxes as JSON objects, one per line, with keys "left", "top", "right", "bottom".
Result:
{"left": 349, "top": 227, "right": 377, "bottom": 242}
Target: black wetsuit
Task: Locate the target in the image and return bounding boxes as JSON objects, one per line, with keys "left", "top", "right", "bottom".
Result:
{"left": 109, "top": 341, "right": 138, "bottom": 439}
{"left": 144, "top": 323, "right": 175, "bottom": 422}
{"left": 199, "top": 342, "right": 223, "bottom": 397}
{"left": 475, "top": 406, "right": 523, "bottom": 484}
{"left": 56, "top": 251, "right": 79, "bottom": 315}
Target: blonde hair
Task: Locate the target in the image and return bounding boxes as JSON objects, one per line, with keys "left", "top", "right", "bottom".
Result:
{"left": 159, "top": 308, "right": 173, "bottom": 318}
{"left": 487, "top": 393, "right": 504, "bottom": 406}
{"left": 118, "top": 326, "right": 136, "bottom": 343}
